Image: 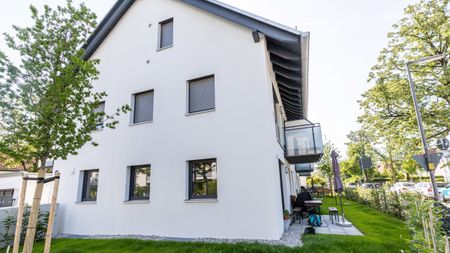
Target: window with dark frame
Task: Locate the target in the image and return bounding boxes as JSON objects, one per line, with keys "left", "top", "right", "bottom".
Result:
{"left": 129, "top": 165, "right": 151, "bottom": 200}
{"left": 0, "top": 189, "right": 14, "bottom": 207}
{"left": 94, "top": 102, "right": 105, "bottom": 130}
{"left": 159, "top": 18, "right": 173, "bottom": 49}
{"left": 82, "top": 170, "right": 99, "bottom": 202}
{"left": 188, "top": 76, "right": 215, "bottom": 114}
{"left": 133, "top": 90, "right": 154, "bottom": 124}
{"left": 188, "top": 159, "right": 217, "bottom": 199}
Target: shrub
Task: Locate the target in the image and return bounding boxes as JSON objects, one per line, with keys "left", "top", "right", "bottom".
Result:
{"left": 0, "top": 205, "right": 49, "bottom": 248}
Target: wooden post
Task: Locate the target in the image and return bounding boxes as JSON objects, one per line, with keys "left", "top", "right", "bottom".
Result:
{"left": 12, "top": 173, "right": 28, "bottom": 253}
{"left": 44, "top": 172, "right": 60, "bottom": 253}
{"left": 445, "top": 236, "right": 449, "bottom": 253}
{"left": 23, "top": 166, "right": 46, "bottom": 253}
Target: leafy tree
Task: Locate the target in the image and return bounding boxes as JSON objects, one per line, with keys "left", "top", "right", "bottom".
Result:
{"left": 316, "top": 141, "right": 339, "bottom": 189}
{"left": 0, "top": 2, "right": 129, "bottom": 251}
{"left": 343, "top": 130, "right": 378, "bottom": 182}
{"left": 357, "top": 0, "right": 449, "bottom": 182}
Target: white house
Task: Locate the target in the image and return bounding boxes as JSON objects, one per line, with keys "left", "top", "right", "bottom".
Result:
{"left": 54, "top": 0, "right": 323, "bottom": 240}
{"left": 0, "top": 170, "right": 53, "bottom": 208}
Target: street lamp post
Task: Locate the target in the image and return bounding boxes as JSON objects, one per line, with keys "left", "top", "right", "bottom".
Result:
{"left": 405, "top": 54, "right": 445, "bottom": 201}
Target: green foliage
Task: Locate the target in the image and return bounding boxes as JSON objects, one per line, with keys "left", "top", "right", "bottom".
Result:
{"left": 0, "top": 212, "right": 15, "bottom": 247}
{"left": 0, "top": 1, "right": 130, "bottom": 171}
{"left": 350, "top": 0, "right": 449, "bottom": 183}
{"left": 345, "top": 186, "right": 447, "bottom": 252}
{"left": 0, "top": 205, "right": 49, "bottom": 247}
{"left": 344, "top": 186, "right": 404, "bottom": 218}
{"left": 316, "top": 141, "right": 338, "bottom": 179}
{"left": 402, "top": 194, "right": 446, "bottom": 253}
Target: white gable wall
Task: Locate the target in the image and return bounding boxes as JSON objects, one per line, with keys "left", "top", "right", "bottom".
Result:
{"left": 55, "top": 0, "right": 287, "bottom": 240}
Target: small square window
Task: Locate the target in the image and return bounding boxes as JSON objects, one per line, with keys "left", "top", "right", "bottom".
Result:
{"left": 82, "top": 170, "right": 99, "bottom": 202}
{"left": 129, "top": 165, "right": 151, "bottom": 200}
{"left": 188, "top": 159, "right": 217, "bottom": 199}
{"left": 0, "top": 189, "right": 14, "bottom": 207}
{"left": 94, "top": 101, "right": 105, "bottom": 130}
{"left": 188, "top": 76, "right": 215, "bottom": 114}
{"left": 133, "top": 90, "right": 154, "bottom": 124}
{"left": 159, "top": 18, "right": 173, "bottom": 49}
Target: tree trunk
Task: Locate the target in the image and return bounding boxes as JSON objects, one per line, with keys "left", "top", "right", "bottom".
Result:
{"left": 23, "top": 160, "right": 47, "bottom": 253}
{"left": 12, "top": 173, "right": 28, "bottom": 253}
{"left": 44, "top": 172, "right": 60, "bottom": 253}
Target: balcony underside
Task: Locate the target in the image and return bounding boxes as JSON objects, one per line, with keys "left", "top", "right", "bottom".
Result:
{"left": 287, "top": 154, "right": 323, "bottom": 164}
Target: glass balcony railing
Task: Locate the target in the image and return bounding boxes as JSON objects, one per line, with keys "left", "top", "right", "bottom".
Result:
{"left": 295, "top": 163, "right": 315, "bottom": 173}
{"left": 284, "top": 121, "right": 324, "bottom": 164}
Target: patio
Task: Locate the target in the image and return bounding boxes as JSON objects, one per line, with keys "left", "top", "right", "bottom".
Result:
{"left": 295, "top": 215, "right": 363, "bottom": 236}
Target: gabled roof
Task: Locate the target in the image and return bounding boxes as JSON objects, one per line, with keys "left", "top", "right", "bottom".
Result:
{"left": 83, "top": 0, "right": 310, "bottom": 120}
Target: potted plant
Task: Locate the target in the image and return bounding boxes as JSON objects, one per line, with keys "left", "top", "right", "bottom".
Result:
{"left": 283, "top": 210, "right": 290, "bottom": 220}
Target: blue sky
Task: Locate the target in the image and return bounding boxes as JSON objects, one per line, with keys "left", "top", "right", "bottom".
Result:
{"left": 0, "top": 0, "right": 419, "bottom": 153}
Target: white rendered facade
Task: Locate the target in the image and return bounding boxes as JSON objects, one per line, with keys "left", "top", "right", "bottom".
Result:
{"left": 55, "top": 0, "right": 307, "bottom": 240}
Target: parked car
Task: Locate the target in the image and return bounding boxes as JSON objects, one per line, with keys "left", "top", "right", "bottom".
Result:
{"left": 346, "top": 183, "right": 357, "bottom": 189}
{"left": 361, "top": 183, "right": 381, "bottom": 189}
{"left": 413, "top": 182, "right": 435, "bottom": 198}
{"left": 439, "top": 184, "right": 450, "bottom": 202}
{"left": 390, "top": 182, "right": 415, "bottom": 193}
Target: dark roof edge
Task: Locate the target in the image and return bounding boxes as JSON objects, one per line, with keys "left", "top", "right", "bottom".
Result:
{"left": 81, "top": 0, "right": 309, "bottom": 120}
{"left": 83, "top": 0, "right": 135, "bottom": 60}
{"left": 83, "top": 0, "right": 306, "bottom": 59}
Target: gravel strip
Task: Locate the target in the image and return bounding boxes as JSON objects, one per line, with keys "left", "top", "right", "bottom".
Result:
{"left": 57, "top": 226, "right": 303, "bottom": 248}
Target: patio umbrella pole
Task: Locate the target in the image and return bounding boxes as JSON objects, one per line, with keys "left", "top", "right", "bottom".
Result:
{"left": 336, "top": 193, "right": 352, "bottom": 227}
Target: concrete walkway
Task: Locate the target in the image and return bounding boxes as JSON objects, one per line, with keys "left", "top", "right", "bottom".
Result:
{"left": 293, "top": 215, "right": 363, "bottom": 236}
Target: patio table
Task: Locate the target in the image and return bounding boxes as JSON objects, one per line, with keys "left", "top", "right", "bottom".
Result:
{"left": 304, "top": 199, "right": 323, "bottom": 218}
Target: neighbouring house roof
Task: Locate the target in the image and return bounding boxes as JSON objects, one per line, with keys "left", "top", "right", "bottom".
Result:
{"left": 83, "top": 0, "right": 310, "bottom": 120}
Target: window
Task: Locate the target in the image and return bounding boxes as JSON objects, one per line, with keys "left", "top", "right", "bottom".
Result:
{"left": 0, "top": 189, "right": 14, "bottom": 207}
{"left": 133, "top": 90, "right": 154, "bottom": 124}
{"left": 129, "top": 165, "right": 151, "bottom": 200}
{"left": 94, "top": 102, "right": 105, "bottom": 130}
{"left": 188, "top": 76, "right": 215, "bottom": 114}
{"left": 188, "top": 159, "right": 217, "bottom": 199}
{"left": 82, "top": 170, "right": 99, "bottom": 202}
{"left": 159, "top": 18, "right": 173, "bottom": 49}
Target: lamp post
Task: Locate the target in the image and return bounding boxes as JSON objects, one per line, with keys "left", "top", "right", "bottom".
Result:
{"left": 405, "top": 54, "right": 445, "bottom": 200}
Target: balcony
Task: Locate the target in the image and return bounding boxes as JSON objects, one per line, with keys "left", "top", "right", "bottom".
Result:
{"left": 295, "top": 163, "right": 314, "bottom": 177}
{"left": 284, "top": 120, "right": 324, "bottom": 164}
{"left": 295, "top": 163, "right": 315, "bottom": 173}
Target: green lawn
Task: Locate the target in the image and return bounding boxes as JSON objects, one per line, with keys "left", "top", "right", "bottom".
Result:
{"left": 29, "top": 197, "right": 410, "bottom": 253}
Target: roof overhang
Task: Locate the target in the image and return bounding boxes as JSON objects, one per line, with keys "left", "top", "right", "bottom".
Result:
{"left": 82, "top": 0, "right": 309, "bottom": 120}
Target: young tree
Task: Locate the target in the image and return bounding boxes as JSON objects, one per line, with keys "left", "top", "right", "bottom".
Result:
{"left": 0, "top": 2, "right": 129, "bottom": 252}
{"left": 316, "top": 141, "right": 339, "bottom": 190}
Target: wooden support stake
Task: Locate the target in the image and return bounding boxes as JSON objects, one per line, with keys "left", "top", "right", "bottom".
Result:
{"left": 12, "top": 173, "right": 28, "bottom": 253}
{"left": 23, "top": 167, "right": 46, "bottom": 253}
{"left": 445, "top": 236, "right": 449, "bottom": 253}
{"left": 429, "top": 209, "right": 437, "bottom": 253}
{"left": 44, "top": 172, "right": 60, "bottom": 253}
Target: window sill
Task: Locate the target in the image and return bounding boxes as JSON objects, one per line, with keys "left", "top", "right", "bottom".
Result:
{"left": 75, "top": 201, "right": 97, "bottom": 205}
{"left": 123, "top": 200, "right": 150, "bottom": 204}
{"left": 129, "top": 120, "right": 153, "bottom": 127}
{"left": 185, "top": 109, "right": 215, "bottom": 117}
{"left": 184, "top": 199, "right": 218, "bottom": 203}
{"left": 156, "top": 45, "right": 173, "bottom": 52}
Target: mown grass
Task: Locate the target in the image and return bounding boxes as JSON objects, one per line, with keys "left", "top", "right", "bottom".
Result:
{"left": 28, "top": 197, "right": 410, "bottom": 253}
